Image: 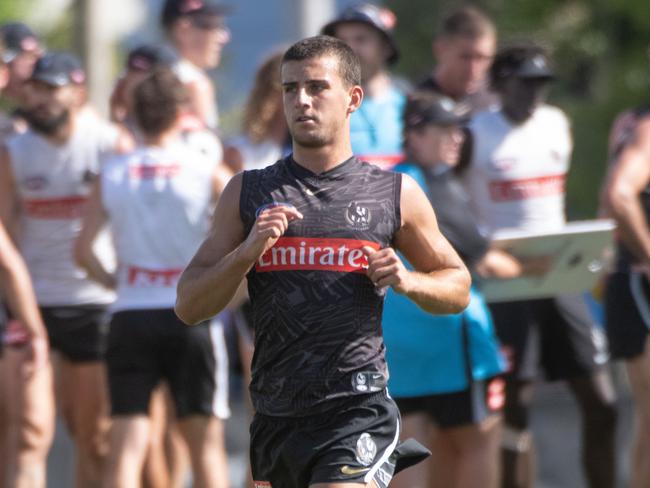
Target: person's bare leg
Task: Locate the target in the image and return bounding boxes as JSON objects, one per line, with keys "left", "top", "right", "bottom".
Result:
{"left": 390, "top": 412, "right": 433, "bottom": 488}
{"left": 57, "top": 358, "right": 110, "bottom": 487}
{"left": 445, "top": 415, "right": 502, "bottom": 488}
{"left": 4, "top": 345, "right": 54, "bottom": 488}
{"left": 163, "top": 386, "right": 190, "bottom": 488}
{"left": 177, "top": 415, "right": 229, "bottom": 488}
{"left": 141, "top": 385, "right": 170, "bottom": 488}
{"left": 627, "top": 336, "right": 650, "bottom": 488}
{"left": 103, "top": 416, "right": 150, "bottom": 488}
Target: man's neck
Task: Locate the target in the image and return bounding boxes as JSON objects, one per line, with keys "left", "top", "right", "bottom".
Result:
{"left": 292, "top": 142, "right": 354, "bottom": 175}
{"left": 142, "top": 125, "right": 180, "bottom": 148}
{"left": 43, "top": 117, "right": 75, "bottom": 146}
{"left": 431, "top": 68, "right": 466, "bottom": 101}
{"left": 362, "top": 70, "right": 392, "bottom": 99}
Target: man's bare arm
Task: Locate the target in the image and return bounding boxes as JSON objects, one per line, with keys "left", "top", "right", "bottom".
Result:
{"left": 0, "top": 145, "right": 20, "bottom": 239}
{"left": 365, "top": 174, "right": 471, "bottom": 315}
{"left": 175, "top": 173, "right": 302, "bottom": 324}
{"left": 0, "top": 222, "right": 47, "bottom": 341}
{"left": 604, "top": 118, "right": 650, "bottom": 263}
{"left": 74, "top": 181, "right": 116, "bottom": 289}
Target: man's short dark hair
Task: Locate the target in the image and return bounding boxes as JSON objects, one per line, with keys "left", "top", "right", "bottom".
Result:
{"left": 282, "top": 35, "right": 361, "bottom": 87}
{"left": 133, "top": 67, "right": 188, "bottom": 137}
{"left": 437, "top": 6, "right": 495, "bottom": 41}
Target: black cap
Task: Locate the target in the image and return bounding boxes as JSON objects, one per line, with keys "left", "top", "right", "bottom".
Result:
{"left": 512, "top": 53, "right": 554, "bottom": 79}
{"left": 30, "top": 52, "right": 85, "bottom": 87}
{"left": 126, "top": 44, "right": 177, "bottom": 71}
{"left": 321, "top": 2, "right": 399, "bottom": 65}
{"left": 491, "top": 46, "right": 555, "bottom": 84}
{"left": 161, "top": 0, "right": 230, "bottom": 29}
{"left": 403, "top": 93, "right": 470, "bottom": 129}
{"left": 0, "top": 22, "right": 42, "bottom": 63}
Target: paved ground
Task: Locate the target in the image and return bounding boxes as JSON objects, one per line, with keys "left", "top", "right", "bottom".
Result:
{"left": 47, "top": 366, "right": 635, "bottom": 488}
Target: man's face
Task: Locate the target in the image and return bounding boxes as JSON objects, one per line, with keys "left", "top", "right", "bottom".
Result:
{"left": 174, "top": 16, "right": 230, "bottom": 69}
{"left": 333, "top": 22, "right": 389, "bottom": 81}
{"left": 407, "top": 124, "right": 464, "bottom": 167}
{"left": 281, "top": 55, "right": 359, "bottom": 149}
{"left": 435, "top": 33, "right": 495, "bottom": 96}
{"left": 500, "top": 77, "right": 550, "bottom": 123}
{"left": 22, "top": 80, "right": 78, "bottom": 134}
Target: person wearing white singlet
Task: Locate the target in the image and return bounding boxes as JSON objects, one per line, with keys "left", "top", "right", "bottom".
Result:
{"left": 0, "top": 52, "right": 130, "bottom": 487}
{"left": 109, "top": 45, "right": 230, "bottom": 488}
{"left": 75, "top": 68, "right": 231, "bottom": 488}
{"left": 161, "top": 0, "right": 231, "bottom": 130}
{"left": 460, "top": 44, "right": 617, "bottom": 488}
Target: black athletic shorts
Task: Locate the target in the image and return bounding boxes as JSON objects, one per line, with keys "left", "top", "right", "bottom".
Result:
{"left": 395, "top": 376, "right": 505, "bottom": 429}
{"left": 250, "top": 390, "right": 428, "bottom": 488}
{"left": 489, "top": 294, "right": 609, "bottom": 381}
{"left": 605, "top": 271, "right": 650, "bottom": 359}
{"left": 40, "top": 304, "right": 109, "bottom": 362}
{"left": 106, "top": 308, "right": 230, "bottom": 419}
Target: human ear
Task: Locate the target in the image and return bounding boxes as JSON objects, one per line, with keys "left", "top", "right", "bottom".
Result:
{"left": 347, "top": 85, "right": 363, "bottom": 114}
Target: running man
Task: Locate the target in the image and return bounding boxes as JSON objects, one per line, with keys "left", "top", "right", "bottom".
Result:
{"left": 176, "top": 35, "right": 471, "bottom": 488}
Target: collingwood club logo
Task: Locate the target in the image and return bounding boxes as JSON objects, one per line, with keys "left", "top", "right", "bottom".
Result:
{"left": 345, "top": 201, "right": 371, "bottom": 230}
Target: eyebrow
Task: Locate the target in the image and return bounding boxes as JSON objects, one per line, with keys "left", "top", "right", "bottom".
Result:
{"left": 281, "top": 79, "right": 330, "bottom": 87}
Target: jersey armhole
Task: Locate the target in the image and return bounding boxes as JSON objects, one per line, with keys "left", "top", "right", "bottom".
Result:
{"left": 394, "top": 171, "right": 403, "bottom": 235}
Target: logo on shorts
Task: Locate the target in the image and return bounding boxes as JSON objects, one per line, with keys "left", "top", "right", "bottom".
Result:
{"left": 355, "top": 433, "right": 377, "bottom": 466}
{"left": 354, "top": 372, "right": 368, "bottom": 392}
{"left": 345, "top": 201, "right": 371, "bottom": 230}
{"left": 253, "top": 482, "right": 272, "bottom": 488}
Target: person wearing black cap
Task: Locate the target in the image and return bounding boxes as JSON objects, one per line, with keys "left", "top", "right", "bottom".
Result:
{"left": 161, "top": 0, "right": 231, "bottom": 130}
{"left": 460, "top": 45, "right": 618, "bottom": 488}
{"left": 384, "top": 92, "right": 522, "bottom": 488}
{"left": 0, "top": 51, "right": 131, "bottom": 487}
{"left": 0, "top": 22, "right": 44, "bottom": 139}
{"left": 322, "top": 2, "right": 407, "bottom": 170}
{"left": 0, "top": 22, "right": 43, "bottom": 107}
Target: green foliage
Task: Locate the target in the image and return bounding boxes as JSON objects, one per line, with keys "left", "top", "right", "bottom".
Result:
{"left": 386, "top": 0, "right": 650, "bottom": 218}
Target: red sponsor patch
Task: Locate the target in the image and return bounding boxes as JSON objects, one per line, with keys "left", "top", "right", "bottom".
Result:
{"left": 129, "top": 164, "right": 181, "bottom": 179}
{"left": 489, "top": 174, "right": 565, "bottom": 202}
{"left": 255, "top": 237, "right": 380, "bottom": 273}
{"left": 24, "top": 196, "right": 87, "bottom": 219}
{"left": 253, "top": 482, "right": 271, "bottom": 488}
{"left": 127, "top": 266, "right": 183, "bottom": 287}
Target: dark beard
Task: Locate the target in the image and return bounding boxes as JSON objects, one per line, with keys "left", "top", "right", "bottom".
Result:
{"left": 23, "top": 109, "right": 70, "bottom": 136}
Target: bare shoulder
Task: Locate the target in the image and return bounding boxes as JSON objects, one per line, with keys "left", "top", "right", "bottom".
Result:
{"left": 398, "top": 172, "right": 434, "bottom": 228}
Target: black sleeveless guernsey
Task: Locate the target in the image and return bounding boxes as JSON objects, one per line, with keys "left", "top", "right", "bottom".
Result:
{"left": 240, "top": 156, "right": 402, "bottom": 417}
